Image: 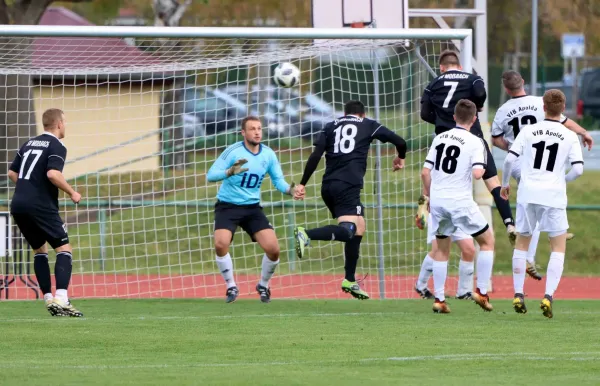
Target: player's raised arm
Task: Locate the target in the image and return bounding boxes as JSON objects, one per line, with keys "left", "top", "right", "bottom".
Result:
{"left": 371, "top": 123, "right": 407, "bottom": 171}
{"left": 563, "top": 118, "right": 594, "bottom": 150}
{"left": 298, "top": 126, "right": 327, "bottom": 188}
{"left": 206, "top": 150, "right": 248, "bottom": 182}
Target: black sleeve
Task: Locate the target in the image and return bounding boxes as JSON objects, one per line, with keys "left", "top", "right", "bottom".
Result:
{"left": 471, "top": 76, "right": 487, "bottom": 109}
{"left": 420, "top": 88, "right": 436, "bottom": 124}
{"left": 47, "top": 142, "right": 67, "bottom": 172}
{"left": 372, "top": 124, "right": 407, "bottom": 159}
{"left": 299, "top": 130, "right": 326, "bottom": 185}
{"left": 9, "top": 149, "right": 23, "bottom": 174}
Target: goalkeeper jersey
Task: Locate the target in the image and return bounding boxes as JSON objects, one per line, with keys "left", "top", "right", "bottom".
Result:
{"left": 207, "top": 141, "right": 290, "bottom": 205}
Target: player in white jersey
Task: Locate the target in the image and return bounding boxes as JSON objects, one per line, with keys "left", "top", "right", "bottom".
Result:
{"left": 491, "top": 70, "right": 593, "bottom": 280}
{"left": 421, "top": 99, "right": 496, "bottom": 314}
{"left": 501, "top": 89, "right": 584, "bottom": 318}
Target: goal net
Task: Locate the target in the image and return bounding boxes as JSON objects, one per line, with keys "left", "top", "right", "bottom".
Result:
{"left": 0, "top": 28, "right": 467, "bottom": 300}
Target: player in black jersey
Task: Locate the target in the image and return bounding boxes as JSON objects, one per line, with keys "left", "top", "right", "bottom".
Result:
{"left": 8, "top": 108, "right": 83, "bottom": 317}
{"left": 420, "top": 50, "right": 517, "bottom": 244}
{"left": 293, "top": 100, "right": 407, "bottom": 299}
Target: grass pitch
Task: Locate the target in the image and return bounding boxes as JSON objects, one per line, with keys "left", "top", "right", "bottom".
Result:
{"left": 2, "top": 299, "right": 600, "bottom": 385}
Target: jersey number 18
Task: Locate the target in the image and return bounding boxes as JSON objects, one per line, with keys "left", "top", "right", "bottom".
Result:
{"left": 333, "top": 124, "right": 357, "bottom": 154}
{"left": 434, "top": 143, "right": 461, "bottom": 174}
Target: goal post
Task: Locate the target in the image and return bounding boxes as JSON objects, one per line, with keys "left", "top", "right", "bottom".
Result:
{"left": 0, "top": 25, "right": 473, "bottom": 300}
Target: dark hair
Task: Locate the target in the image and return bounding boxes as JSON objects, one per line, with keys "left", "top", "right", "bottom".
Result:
{"left": 543, "top": 89, "right": 566, "bottom": 117}
{"left": 241, "top": 115, "right": 261, "bottom": 131}
{"left": 439, "top": 50, "right": 460, "bottom": 67}
{"left": 344, "top": 100, "right": 365, "bottom": 115}
{"left": 502, "top": 70, "right": 524, "bottom": 91}
{"left": 454, "top": 99, "right": 477, "bottom": 124}
{"left": 42, "top": 108, "right": 64, "bottom": 129}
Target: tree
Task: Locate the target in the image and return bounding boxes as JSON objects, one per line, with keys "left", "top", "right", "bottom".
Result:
{"left": 0, "top": 0, "right": 92, "bottom": 184}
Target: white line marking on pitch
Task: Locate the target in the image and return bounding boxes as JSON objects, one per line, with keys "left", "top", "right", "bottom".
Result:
{"left": 0, "top": 352, "right": 599, "bottom": 370}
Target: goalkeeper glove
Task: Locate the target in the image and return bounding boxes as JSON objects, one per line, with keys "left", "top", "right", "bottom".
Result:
{"left": 226, "top": 159, "right": 249, "bottom": 177}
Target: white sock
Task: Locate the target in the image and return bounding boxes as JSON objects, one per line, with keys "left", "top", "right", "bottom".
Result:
{"left": 512, "top": 249, "right": 527, "bottom": 294}
{"left": 527, "top": 230, "right": 541, "bottom": 265}
{"left": 476, "top": 250, "right": 494, "bottom": 295}
{"left": 416, "top": 254, "right": 434, "bottom": 290}
{"left": 457, "top": 259, "right": 474, "bottom": 296}
{"left": 216, "top": 253, "right": 236, "bottom": 288}
{"left": 55, "top": 289, "right": 68, "bottom": 303}
{"left": 259, "top": 254, "right": 279, "bottom": 288}
{"left": 432, "top": 260, "right": 448, "bottom": 302}
{"left": 545, "top": 252, "right": 565, "bottom": 297}
{"left": 43, "top": 293, "right": 53, "bottom": 302}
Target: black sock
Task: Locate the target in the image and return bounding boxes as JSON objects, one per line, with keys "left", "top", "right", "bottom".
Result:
{"left": 344, "top": 236, "right": 363, "bottom": 282}
{"left": 306, "top": 225, "right": 353, "bottom": 242}
{"left": 491, "top": 186, "right": 514, "bottom": 227}
{"left": 55, "top": 252, "right": 73, "bottom": 290}
{"left": 33, "top": 253, "right": 51, "bottom": 294}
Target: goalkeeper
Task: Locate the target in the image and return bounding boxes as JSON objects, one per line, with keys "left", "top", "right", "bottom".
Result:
{"left": 207, "top": 116, "right": 301, "bottom": 303}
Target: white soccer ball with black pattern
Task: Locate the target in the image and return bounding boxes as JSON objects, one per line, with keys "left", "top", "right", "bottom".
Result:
{"left": 273, "top": 62, "right": 300, "bottom": 88}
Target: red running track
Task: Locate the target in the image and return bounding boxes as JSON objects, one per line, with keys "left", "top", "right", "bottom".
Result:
{"left": 2, "top": 274, "right": 600, "bottom": 300}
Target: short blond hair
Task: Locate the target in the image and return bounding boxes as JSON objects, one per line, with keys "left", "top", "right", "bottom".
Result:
{"left": 543, "top": 89, "right": 566, "bottom": 117}
{"left": 42, "top": 108, "right": 64, "bottom": 129}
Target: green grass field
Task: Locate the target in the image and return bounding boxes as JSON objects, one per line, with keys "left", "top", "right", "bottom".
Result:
{"left": 2, "top": 299, "right": 600, "bottom": 385}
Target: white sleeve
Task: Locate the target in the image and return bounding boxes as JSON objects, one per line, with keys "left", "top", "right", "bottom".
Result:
{"left": 508, "top": 128, "right": 526, "bottom": 157}
{"left": 472, "top": 138, "right": 486, "bottom": 169}
{"left": 560, "top": 114, "right": 568, "bottom": 124}
{"left": 424, "top": 139, "right": 437, "bottom": 170}
{"left": 568, "top": 133, "right": 584, "bottom": 166}
{"left": 491, "top": 110, "right": 505, "bottom": 138}
{"left": 502, "top": 153, "right": 518, "bottom": 186}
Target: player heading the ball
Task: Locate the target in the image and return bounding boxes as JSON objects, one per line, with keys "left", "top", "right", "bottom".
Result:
{"left": 293, "top": 100, "right": 407, "bottom": 300}
{"left": 422, "top": 99, "right": 496, "bottom": 314}
{"left": 9, "top": 108, "right": 83, "bottom": 317}
{"left": 501, "top": 89, "right": 584, "bottom": 318}
{"left": 420, "top": 50, "right": 517, "bottom": 245}
{"left": 207, "top": 116, "right": 301, "bottom": 303}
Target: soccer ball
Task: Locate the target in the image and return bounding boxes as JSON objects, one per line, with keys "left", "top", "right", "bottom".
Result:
{"left": 273, "top": 62, "right": 300, "bottom": 88}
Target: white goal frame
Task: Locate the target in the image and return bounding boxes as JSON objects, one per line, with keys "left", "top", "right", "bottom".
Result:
{"left": 0, "top": 25, "right": 473, "bottom": 300}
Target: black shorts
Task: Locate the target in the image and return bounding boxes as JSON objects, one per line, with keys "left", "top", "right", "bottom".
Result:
{"left": 213, "top": 201, "right": 273, "bottom": 242}
{"left": 482, "top": 140, "right": 498, "bottom": 180}
{"left": 321, "top": 181, "right": 365, "bottom": 219}
{"left": 11, "top": 211, "right": 69, "bottom": 250}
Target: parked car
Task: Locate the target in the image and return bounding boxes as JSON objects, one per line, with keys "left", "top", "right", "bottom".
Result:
{"left": 220, "top": 84, "right": 340, "bottom": 138}
{"left": 577, "top": 68, "right": 600, "bottom": 120}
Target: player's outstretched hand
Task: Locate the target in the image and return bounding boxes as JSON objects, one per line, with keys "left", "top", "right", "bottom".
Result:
{"left": 226, "top": 159, "right": 249, "bottom": 177}
{"left": 500, "top": 186, "right": 510, "bottom": 200}
{"left": 71, "top": 191, "right": 82, "bottom": 204}
{"left": 583, "top": 132, "right": 594, "bottom": 151}
{"left": 393, "top": 157, "right": 405, "bottom": 171}
{"left": 292, "top": 183, "right": 305, "bottom": 200}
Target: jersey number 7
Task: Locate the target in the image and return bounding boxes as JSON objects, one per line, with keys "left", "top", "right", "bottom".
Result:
{"left": 443, "top": 81, "right": 459, "bottom": 108}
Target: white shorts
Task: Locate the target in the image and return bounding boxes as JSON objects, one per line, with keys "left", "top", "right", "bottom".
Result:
{"left": 426, "top": 213, "right": 471, "bottom": 244}
{"left": 516, "top": 203, "right": 569, "bottom": 236}
{"left": 430, "top": 204, "right": 489, "bottom": 239}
